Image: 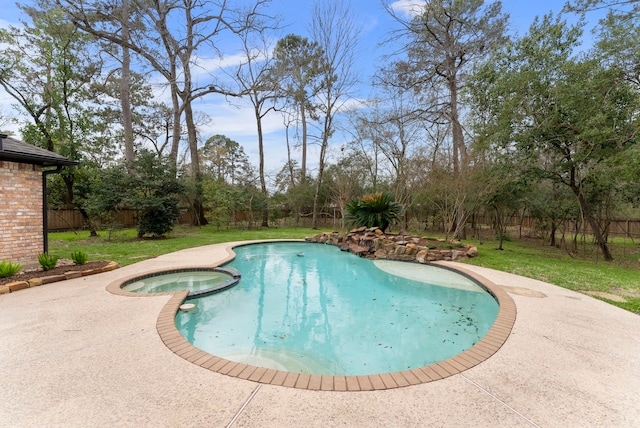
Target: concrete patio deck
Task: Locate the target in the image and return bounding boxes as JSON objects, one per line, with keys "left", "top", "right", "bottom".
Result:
{"left": 1, "top": 242, "right": 639, "bottom": 427}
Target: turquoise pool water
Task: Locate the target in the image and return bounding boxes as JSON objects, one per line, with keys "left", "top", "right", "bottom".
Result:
{"left": 122, "top": 268, "right": 240, "bottom": 298}
{"left": 175, "top": 242, "right": 499, "bottom": 376}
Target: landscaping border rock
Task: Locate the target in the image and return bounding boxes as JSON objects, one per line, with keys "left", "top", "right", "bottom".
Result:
{"left": 0, "top": 261, "right": 119, "bottom": 295}
{"left": 306, "top": 227, "right": 478, "bottom": 263}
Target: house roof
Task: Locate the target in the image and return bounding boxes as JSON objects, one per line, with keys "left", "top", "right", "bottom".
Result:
{"left": 0, "top": 134, "right": 78, "bottom": 167}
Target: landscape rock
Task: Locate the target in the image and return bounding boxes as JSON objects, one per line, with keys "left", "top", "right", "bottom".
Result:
{"left": 308, "top": 227, "right": 479, "bottom": 264}
{"left": 416, "top": 249, "right": 429, "bottom": 264}
{"left": 7, "top": 281, "right": 29, "bottom": 292}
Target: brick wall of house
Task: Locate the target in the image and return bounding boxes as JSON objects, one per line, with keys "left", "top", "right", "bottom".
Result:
{"left": 0, "top": 160, "right": 43, "bottom": 263}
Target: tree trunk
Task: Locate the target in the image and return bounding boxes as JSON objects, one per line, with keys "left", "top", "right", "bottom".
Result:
{"left": 311, "top": 134, "right": 328, "bottom": 230}
{"left": 285, "top": 126, "right": 295, "bottom": 187}
{"left": 495, "top": 207, "right": 504, "bottom": 250}
{"left": 448, "top": 64, "right": 468, "bottom": 240}
{"left": 449, "top": 77, "right": 464, "bottom": 175}
{"left": 573, "top": 186, "right": 613, "bottom": 261}
{"left": 120, "top": 0, "right": 135, "bottom": 165}
{"left": 78, "top": 207, "right": 98, "bottom": 237}
{"left": 168, "top": 61, "right": 181, "bottom": 170}
{"left": 256, "top": 106, "right": 269, "bottom": 227}
{"left": 300, "top": 102, "right": 307, "bottom": 182}
{"left": 184, "top": 102, "right": 208, "bottom": 226}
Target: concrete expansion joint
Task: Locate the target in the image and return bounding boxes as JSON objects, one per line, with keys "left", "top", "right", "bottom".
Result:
{"left": 226, "top": 383, "right": 262, "bottom": 427}
{"left": 461, "top": 374, "right": 541, "bottom": 428}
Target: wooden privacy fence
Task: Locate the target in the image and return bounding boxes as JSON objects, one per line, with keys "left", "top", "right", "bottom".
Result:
{"left": 46, "top": 208, "right": 640, "bottom": 239}
{"left": 471, "top": 215, "right": 640, "bottom": 240}
{"left": 47, "top": 209, "right": 138, "bottom": 231}
{"left": 607, "top": 219, "right": 640, "bottom": 239}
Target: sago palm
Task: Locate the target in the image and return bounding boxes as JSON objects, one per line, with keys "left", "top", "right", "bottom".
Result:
{"left": 345, "top": 192, "right": 402, "bottom": 232}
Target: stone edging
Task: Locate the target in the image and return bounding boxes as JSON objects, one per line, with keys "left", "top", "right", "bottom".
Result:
{"left": 307, "top": 228, "right": 479, "bottom": 263}
{"left": 0, "top": 261, "right": 119, "bottom": 295}
{"left": 107, "top": 240, "right": 517, "bottom": 391}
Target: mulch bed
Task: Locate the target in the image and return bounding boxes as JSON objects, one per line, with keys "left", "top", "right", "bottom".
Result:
{"left": 0, "top": 260, "right": 111, "bottom": 286}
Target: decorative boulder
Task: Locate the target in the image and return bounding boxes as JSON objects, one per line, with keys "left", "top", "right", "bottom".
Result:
{"left": 304, "top": 230, "right": 479, "bottom": 263}
{"left": 416, "top": 249, "right": 429, "bottom": 264}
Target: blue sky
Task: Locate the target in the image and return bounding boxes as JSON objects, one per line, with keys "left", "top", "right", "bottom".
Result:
{"left": 0, "top": 0, "right": 601, "bottom": 176}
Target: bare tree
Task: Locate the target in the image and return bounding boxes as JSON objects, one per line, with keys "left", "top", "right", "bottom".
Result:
{"left": 57, "top": 0, "right": 273, "bottom": 225}
{"left": 0, "top": 108, "right": 12, "bottom": 134}
{"left": 231, "top": 28, "right": 279, "bottom": 227}
{"left": 365, "top": 66, "right": 434, "bottom": 193}
{"left": 309, "top": 0, "right": 360, "bottom": 229}
{"left": 384, "top": 0, "right": 508, "bottom": 238}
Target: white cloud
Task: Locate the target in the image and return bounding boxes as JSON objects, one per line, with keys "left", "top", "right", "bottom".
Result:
{"left": 389, "top": 0, "right": 426, "bottom": 18}
{"left": 192, "top": 99, "right": 290, "bottom": 172}
{"left": 337, "top": 97, "right": 368, "bottom": 114}
{"left": 191, "top": 52, "right": 246, "bottom": 78}
{"left": 0, "top": 17, "right": 22, "bottom": 29}
{"left": 197, "top": 100, "right": 283, "bottom": 137}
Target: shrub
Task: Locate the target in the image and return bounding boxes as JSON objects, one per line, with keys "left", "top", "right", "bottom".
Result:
{"left": 124, "top": 150, "right": 184, "bottom": 238}
{"left": 136, "top": 198, "right": 182, "bottom": 238}
{"left": 445, "top": 242, "right": 465, "bottom": 249}
{"left": 70, "top": 250, "right": 88, "bottom": 265}
{"left": 0, "top": 260, "right": 23, "bottom": 278}
{"left": 496, "top": 231, "right": 512, "bottom": 242}
{"left": 345, "top": 192, "right": 402, "bottom": 232}
{"left": 38, "top": 253, "right": 59, "bottom": 271}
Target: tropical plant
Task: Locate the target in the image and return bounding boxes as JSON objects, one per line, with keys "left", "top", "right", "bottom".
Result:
{"left": 0, "top": 260, "right": 23, "bottom": 278}
{"left": 38, "top": 253, "right": 59, "bottom": 271}
{"left": 345, "top": 192, "right": 402, "bottom": 232}
{"left": 70, "top": 250, "right": 88, "bottom": 265}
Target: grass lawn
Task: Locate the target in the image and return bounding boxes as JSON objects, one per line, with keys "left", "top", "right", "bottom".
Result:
{"left": 49, "top": 225, "right": 329, "bottom": 267}
{"left": 461, "top": 237, "right": 640, "bottom": 314}
{"left": 49, "top": 225, "right": 640, "bottom": 314}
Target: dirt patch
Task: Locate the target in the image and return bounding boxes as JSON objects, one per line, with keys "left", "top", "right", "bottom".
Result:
{"left": 0, "top": 260, "right": 111, "bottom": 286}
{"left": 581, "top": 290, "right": 628, "bottom": 303}
{"left": 611, "top": 287, "right": 640, "bottom": 299}
{"left": 501, "top": 285, "right": 547, "bottom": 298}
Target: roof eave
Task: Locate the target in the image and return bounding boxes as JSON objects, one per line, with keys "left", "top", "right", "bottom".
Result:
{"left": 0, "top": 152, "right": 79, "bottom": 167}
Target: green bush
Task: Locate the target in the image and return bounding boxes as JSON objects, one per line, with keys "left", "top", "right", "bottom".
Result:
{"left": 0, "top": 260, "right": 23, "bottom": 278}
{"left": 345, "top": 192, "right": 402, "bottom": 232}
{"left": 70, "top": 250, "right": 88, "bottom": 265}
{"left": 445, "top": 242, "right": 466, "bottom": 249}
{"left": 127, "top": 151, "right": 184, "bottom": 238}
{"left": 136, "top": 199, "right": 182, "bottom": 238}
{"left": 38, "top": 253, "right": 59, "bottom": 271}
{"left": 496, "top": 231, "right": 512, "bottom": 242}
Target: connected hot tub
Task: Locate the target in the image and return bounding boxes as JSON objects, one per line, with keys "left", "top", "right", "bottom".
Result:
{"left": 121, "top": 267, "right": 241, "bottom": 299}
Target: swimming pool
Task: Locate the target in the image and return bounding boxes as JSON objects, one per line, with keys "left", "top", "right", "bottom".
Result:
{"left": 175, "top": 242, "right": 499, "bottom": 376}
{"left": 121, "top": 267, "right": 241, "bottom": 298}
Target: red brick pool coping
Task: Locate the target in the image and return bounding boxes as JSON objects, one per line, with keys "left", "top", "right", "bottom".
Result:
{"left": 107, "top": 242, "right": 516, "bottom": 391}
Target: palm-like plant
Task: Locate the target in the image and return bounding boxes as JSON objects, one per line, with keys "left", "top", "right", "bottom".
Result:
{"left": 345, "top": 192, "right": 402, "bottom": 232}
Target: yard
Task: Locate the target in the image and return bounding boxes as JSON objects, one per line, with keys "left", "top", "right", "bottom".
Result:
{"left": 44, "top": 225, "right": 640, "bottom": 314}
